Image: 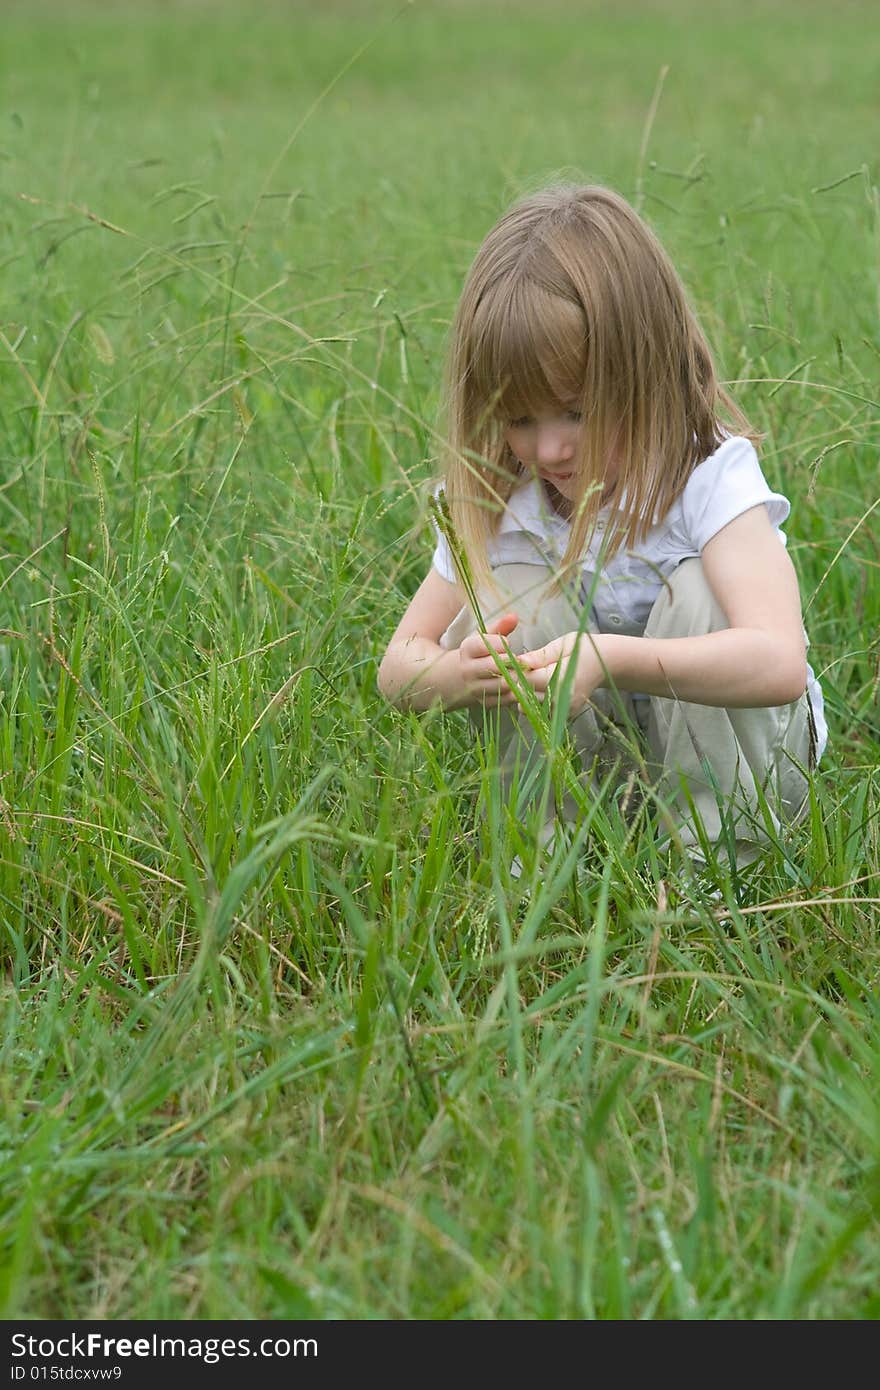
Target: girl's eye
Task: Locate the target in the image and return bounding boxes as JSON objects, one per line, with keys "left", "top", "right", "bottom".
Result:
{"left": 509, "top": 417, "right": 532, "bottom": 428}
{"left": 566, "top": 410, "right": 583, "bottom": 422}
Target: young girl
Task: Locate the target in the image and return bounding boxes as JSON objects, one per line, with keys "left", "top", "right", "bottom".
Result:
{"left": 377, "top": 184, "right": 826, "bottom": 867}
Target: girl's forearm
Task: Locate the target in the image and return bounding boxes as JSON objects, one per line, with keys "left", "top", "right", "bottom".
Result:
{"left": 377, "top": 638, "right": 465, "bottom": 711}
{"left": 596, "top": 629, "right": 808, "bottom": 709}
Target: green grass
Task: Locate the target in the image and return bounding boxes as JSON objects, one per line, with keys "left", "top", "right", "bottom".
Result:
{"left": 0, "top": 0, "right": 878, "bottom": 1319}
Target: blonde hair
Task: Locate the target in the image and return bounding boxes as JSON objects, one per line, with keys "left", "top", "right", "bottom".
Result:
{"left": 439, "top": 183, "right": 758, "bottom": 596}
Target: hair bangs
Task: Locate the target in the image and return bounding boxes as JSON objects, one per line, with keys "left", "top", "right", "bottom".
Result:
{"left": 470, "top": 276, "right": 587, "bottom": 425}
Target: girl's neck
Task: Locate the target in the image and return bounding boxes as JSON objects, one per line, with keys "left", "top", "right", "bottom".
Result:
{"left": 541, "top": 478, "right": 614, "bottom": 520}
{"left": 543, "top": 481, "right": 573, "bottom": 519}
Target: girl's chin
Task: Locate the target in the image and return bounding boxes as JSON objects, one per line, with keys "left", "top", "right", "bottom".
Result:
{"left": 541, "top": 479, "right": 575, "bottom": 516}
{"left": 542, "top": 476, "right": 575, "bottom": 497}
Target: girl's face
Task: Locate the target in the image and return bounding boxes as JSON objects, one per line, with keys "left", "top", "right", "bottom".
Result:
{"left": 505, "top": 409, "right": 583, "bottom": 502}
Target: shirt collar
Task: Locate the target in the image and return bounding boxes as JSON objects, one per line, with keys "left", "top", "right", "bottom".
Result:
{"left": 500, "top": 479, "right": 570, "bottom": 537}
{"left": 500, "top": 479, "right": 617, "bottom": 537}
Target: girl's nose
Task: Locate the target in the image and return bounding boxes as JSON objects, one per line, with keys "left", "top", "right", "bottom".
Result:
{"left": 536, "top": 426, "right": 574, "bottom": 466}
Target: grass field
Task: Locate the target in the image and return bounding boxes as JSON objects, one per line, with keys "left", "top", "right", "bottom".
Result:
{"left": 1, "top": 0, "right": 878, "bottom": 1319}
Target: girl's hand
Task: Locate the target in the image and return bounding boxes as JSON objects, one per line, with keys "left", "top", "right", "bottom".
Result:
{"left": 519, "top": 631, "right": 606, "bottom": 713}
{"left": 455, "top": 614, "right": 531, "bottom": 707}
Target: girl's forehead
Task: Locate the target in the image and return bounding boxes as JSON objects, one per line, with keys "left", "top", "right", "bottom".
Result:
{"left": 499, "top": 383, "right": 575, "bottom": 421}
{"left": 494, "top": 346, "right": 582, "bottom": 420}
{"left": 470, "top": 278, "right": 586, "bottom": 420}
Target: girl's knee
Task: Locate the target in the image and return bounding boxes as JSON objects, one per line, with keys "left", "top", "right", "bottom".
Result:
{"left": 440, "top": 564, "right": 577, "bottom": 652}
{"left": 645, "top": 558, "right": 727, "bottom": 639}
{"left": 482, "top": 564, "right": 586, "bottom": 649}
{"left": 483, "top": 564, "right": 568, "bottom": 626}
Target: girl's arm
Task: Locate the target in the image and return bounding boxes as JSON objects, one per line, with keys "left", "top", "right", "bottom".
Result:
{"left": 520, "top": 505, "right": 809, "bottom": 710}
{"left": 377, "top": 568, "right": 526, "bottom": 712}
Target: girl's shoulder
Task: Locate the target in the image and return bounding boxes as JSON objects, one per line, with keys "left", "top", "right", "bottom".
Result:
{"left": 688, "top": 432, "right": 761, "bottom": 482}
{"left": 674, "top": 435, "right": 791, "bottom": 551}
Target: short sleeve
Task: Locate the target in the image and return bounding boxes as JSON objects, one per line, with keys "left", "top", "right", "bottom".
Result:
{"left": 431, "top": 530, "right": 456, "bottom": 582}
{"left": 680, "top": 436, "right": 790, "bottom": 552}
{"left": 428, "top": 482, "right": 457, "bottom": 582}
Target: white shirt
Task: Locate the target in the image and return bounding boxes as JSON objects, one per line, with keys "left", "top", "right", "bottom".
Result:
{"left": 432, "top": 435, "right": 827, "bottom": 756}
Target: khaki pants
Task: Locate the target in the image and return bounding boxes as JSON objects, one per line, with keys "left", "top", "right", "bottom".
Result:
{"left": 439, "top": 559, "right": 813, "bottom": 864}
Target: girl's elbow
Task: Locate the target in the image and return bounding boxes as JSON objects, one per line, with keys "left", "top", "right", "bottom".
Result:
{"left": 753, "top": 633, "right": 807, "bottom": 706}
{"left": 789, "top": 667, "right": 809, "bottom": 706}
{"left": 377, "top": 653, "right": 411, "bottom": 710}
{"left": 376, "top": 657, "right": 397, "bottom": 705}
{"left": 775, "top": 655, "right": 808, "bottom": 706}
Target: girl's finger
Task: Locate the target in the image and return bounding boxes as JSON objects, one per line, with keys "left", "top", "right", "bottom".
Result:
{"left": 523, "top": 664, "right": 559, "bottom": 692}
{"left": 463, "top": 631, "right": 512, "bottom": 659}
{"left": 521, "top": 634, "right": 577, "bottom": 668}
{"left": 520, "top": 643, "right": 559, "bottom": 669}
{"left": 473, "top": 653, "right": 522, "bottom": 677}
{"left": 486, "top": 612, "right": 519, "bottom": 638}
